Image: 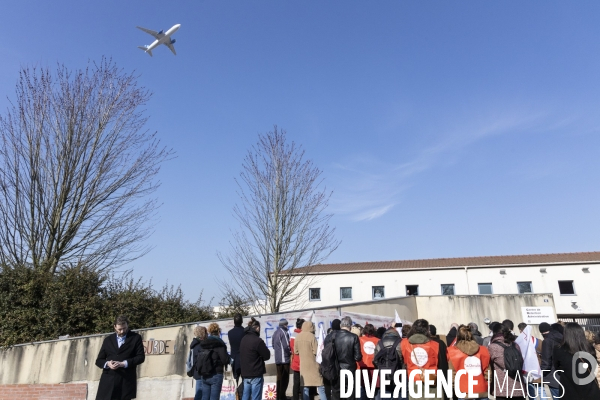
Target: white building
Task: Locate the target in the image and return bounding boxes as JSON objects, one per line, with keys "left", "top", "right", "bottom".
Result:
{"left": 295, "top": 251, "right": 600, "bottom": 327}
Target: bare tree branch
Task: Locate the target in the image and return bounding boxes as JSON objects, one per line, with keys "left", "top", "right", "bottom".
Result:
{"left": 218, "top": 126, "right": 339, "bottom": 313}
{"left": 0, "top": 59, "right": 173, "bottom": 274}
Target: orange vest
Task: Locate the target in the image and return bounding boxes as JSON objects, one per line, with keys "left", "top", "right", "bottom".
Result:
{"left": 401, "top": 338, "right": 439, "bottom": 381}
{"left": 358, "top": 335, "right": 379, "bottom": 369}
{"left": 447, "top": 346, "right": 490, "bottom": 394}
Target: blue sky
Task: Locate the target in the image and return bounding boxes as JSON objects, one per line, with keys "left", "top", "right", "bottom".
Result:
{"left": 1, "top": 1, "right": 600, "bottom": 303}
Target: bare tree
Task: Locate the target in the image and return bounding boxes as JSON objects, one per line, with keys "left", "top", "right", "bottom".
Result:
{"left": 0, "top": 59, "right": 172, "bottom": 274}
{"left": 219, "top": 126, "right": 339, "bottom": 313}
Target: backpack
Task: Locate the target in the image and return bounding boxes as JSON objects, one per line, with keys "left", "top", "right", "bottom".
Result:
{"left": 374, "top": 337, "right": 403, "bottom": 375}
{"left": 495, "top": 342, "right": 524, "bottom": 378}
{"left": 186, "top": 349, "right": 195, "bottom": 377}
{"left": 195, "top": 347, "right": 215, "bottom": 376}
{"left": 319, "top": 335, "right": 339, "bottom": 381}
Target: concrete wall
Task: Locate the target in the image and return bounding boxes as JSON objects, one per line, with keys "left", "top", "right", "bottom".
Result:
{"left": 0, "top": 294, "right": 555, "bottom": 399}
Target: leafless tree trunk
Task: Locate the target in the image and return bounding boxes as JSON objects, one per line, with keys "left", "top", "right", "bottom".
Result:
{"left": 0, "top": 59, "right": 172, "bottom": 274}
{"left": 219, "top": 126, "right": 339, "bottom": 313}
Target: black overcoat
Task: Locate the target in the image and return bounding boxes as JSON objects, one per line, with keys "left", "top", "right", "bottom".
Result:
{"left": 95, "top": 331, "right": 146, "bottom": 400}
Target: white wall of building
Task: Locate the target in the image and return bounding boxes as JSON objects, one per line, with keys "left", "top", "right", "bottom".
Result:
{"left": 302, "top": 263, "right": 599, "bottom": 316}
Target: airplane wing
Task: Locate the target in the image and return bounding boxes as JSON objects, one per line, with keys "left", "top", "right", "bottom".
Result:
{"left": 164, "top": 42, "right": 177, "bottom": 55}
{"left": 136, "top": 26, "right": 164, "bottom": 40}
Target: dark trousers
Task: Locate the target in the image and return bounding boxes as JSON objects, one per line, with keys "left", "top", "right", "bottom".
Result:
{"left": 331, "top": 371, "right": 358, "bottom": 400}
{"left": 292, "top": 370, "right": 302, "bottom": 400}
{"left": 323, "top": 378, "right": 332, "bottom": 400}
{"left": 276, "top": 363, "right": 290, "bottom": 400}
{"left": 234, "top": 370, "right": 243, "bottom": 400}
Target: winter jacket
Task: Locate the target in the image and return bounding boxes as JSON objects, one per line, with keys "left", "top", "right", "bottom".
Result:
{"left": 190, "top": 337, "right": 203, "bottom": 380}
{"left": 488, "top": 335, "right": 526, "bottom": 398}
{"left": 373, "top": 328, "right": 403, "bottom": 368}
{"left": 272, "top": 326, "right": 291, "bottom": 364}
{"left": 199, "top": 335, "right": 230, "bottom": 376}
{"left": 240, "top": 326, "right": 271, "bottom": 378}
{"left": 324, "top": 328, "right": 362, "bottom": 371}
{"left": 290, "top": 328, "right": 302, "bottom": 372}
{"left": 553, "top": 345, "right": 600, "bottom": 400}
{"left": 228, "top": 326, "right": 245, "bottom": 377}
{"left": 294, "top": 321, "right": 323, "bottom": 387}
{"left": 447, "top": 340, "right": 490, "bottom": 399}
{"left": 541, "top": 329, "right": 563, "bottom": 388}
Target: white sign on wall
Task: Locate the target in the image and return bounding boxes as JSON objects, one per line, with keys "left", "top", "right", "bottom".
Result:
{"left": 521, "top": 307, "right": 556, "bottom": 325}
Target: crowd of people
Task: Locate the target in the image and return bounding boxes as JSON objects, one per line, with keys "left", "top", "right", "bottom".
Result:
{"left": 187, "top": 314, "right": 600, "bottom": 400}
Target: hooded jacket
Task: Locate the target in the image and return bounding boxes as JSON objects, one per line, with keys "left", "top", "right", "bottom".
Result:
{"left": 294, "top": 321, "right": 323, "bottom": 387}
{"left": 541, "top": 329, "right": 563, "bottom": 388}
{"left": 373, "top": 328, "right": 403, "bottom": 368}
{"left": 447, "top": 340, "right": 490, "bottom": 399}
{"left": 240, "top": 325, "right": 271, "bottom": 378}
{"left": 401, "top": 334, "right": 440, "bottom": 382}
{"left": 290, "top": 328, "right": 302, "bottom": 372}
{"left": 198, "top": 336, "right": 230, "bottom": 376}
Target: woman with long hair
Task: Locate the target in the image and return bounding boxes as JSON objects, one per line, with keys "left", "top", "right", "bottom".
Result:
{"left": 487, "top": 322, "right": 526, "bottom": 399}
{"left": 447, "top": 325, "right": 490, "bottom": 400}
{"left": 553, "top": 322, "right": 600, "bottom": 399}
{"left": 200, "top": 323, "right": 230, "bottom": 400}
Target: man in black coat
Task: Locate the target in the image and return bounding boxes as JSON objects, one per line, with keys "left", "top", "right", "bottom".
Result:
{"left": 240, "top": 320, "right": 271, "bottom": 400}
{"left": 95, "top": 316, "right": 145, "bottom": 400}
{"left": 328, "top": 316, "right": 361, "bottom": 400}
{"left": 228, "top": 314, "right": 245, "bottom": 383}
{"left": 540, "top": 322, "right": 564, "bottom": 399}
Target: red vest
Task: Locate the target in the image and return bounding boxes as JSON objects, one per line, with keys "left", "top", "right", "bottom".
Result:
{"left": 401, "top": 338, "right": 439, "bottom": 381}
{"left": 290, "top": 329, "right": 301, "bottom": 372}
{"left": 447, "top": 346, "right": 490, "bottom": 394}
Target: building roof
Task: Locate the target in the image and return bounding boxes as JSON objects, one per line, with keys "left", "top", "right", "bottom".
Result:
{"left": 299, "top": 251, "right": 600, "bottom": 274}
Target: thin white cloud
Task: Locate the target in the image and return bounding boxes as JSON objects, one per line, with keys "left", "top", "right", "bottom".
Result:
{"left": 330, "top": 110, "right": 556, "bottom": 222}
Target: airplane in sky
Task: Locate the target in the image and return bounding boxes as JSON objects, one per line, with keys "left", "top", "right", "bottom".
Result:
{"left": 136, "top": 24, "right": 181, "bottom": 56}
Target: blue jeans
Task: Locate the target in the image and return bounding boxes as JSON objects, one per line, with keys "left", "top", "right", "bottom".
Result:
{"left": 303, "top": 386, "right": 327, "bottom": 400}
{"left": 242, "top": 376, "right": 264, "bottom": 400}
{"left": 527, "top": 383, "right": 544, "bottom": 399}
{"left": 202, "top": 373, "right": 224, "bottom": 400}
{"left": 195, "top": 378, "right": 203, "bottom": 400}
{"left": 549, "top": 386, "right": 563, "bottom": 400}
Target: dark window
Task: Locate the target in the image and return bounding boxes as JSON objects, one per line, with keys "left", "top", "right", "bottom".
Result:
{"left": 441, "top": 284, "right": 455, "bottom": 295}
{"left": 340, "top": 287, "right": 352, "bottom": 300}
{"left": 372, "top": 286, "right": 385, "bottom": 299}
{"left": 309, "top": 288, "right": 321, "bottom": 301}
{"left": 478, "top": 283, "right": 493, "bottom": 294}
{"left": 558, "top": 281, "right": 575, "bottom": 295}
{"left": 517, "top": 282, "right": 533, "bottom": 294}
{"left": 406, "top": 285, "right": 419, "bottom": 296}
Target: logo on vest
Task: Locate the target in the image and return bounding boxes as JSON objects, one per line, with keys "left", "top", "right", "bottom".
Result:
{"left": 410, "top": 347, "right": 429, "bottom": 367}
{"left": 464, "top": 356, "right": 482, "bottom": 376}
{"left": 363, "top": 341, "right": 376, "bottom": 355}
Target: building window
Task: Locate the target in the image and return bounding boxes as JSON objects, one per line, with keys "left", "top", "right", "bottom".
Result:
{"left": 517, "top": 282, "right": 533, "bottom": 294}
{"left": 309, "top": 288, "right": 321, "bottom": 301}
{"left": 340, "top": 287, "right": 352, "bottom": 300}
{"left": 441, "top": 284, "right": 455, "bottom": 295}
{"left": 558, "top": 280, "right": 575, "bottom": 295}
{"left": 406, "top": 285, "right": 419, "bottom": 296}
{"left": 372, "top": 286, "right": 385, "bottom": 299}
{"left": 478, "top": 283, "right": 493, "bottom": 295}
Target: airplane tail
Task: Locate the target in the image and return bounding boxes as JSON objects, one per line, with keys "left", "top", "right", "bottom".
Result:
{"left": 137, "top": 46, "right": 153, "bottom": 57}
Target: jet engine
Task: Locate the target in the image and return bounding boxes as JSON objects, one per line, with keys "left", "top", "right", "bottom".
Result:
{"left": 158, "top": 30, "right": 164, "bottom": 35}
{"left": 170, "top": 39, "right": 176, "bottom": 44}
